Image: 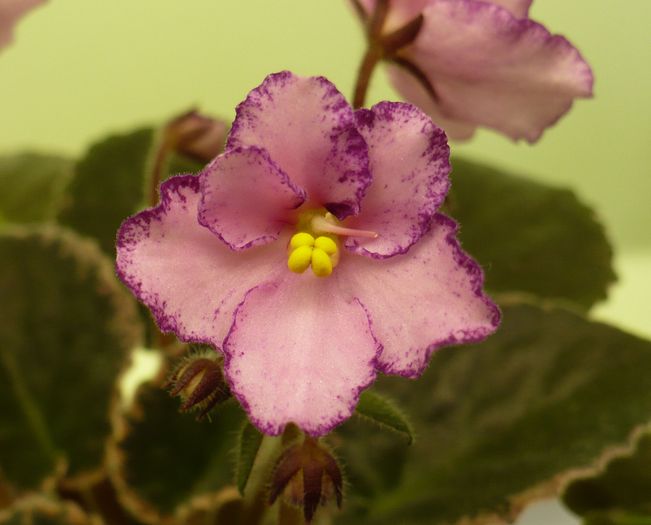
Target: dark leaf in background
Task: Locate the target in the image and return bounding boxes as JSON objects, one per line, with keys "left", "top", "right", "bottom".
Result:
{"left": 563, "top": 432, "right": 651, "bottom": 525}
{"left": 57, "top": 128, "right": 154, "bottom": 255}
{"left": 109, "top": 371, "right": 246, "bottom": 524}
{"left": 0, "top": 153, "right": 73, "bottom": 224}
{"left": 449, "top": 157, "right": 616, "bottom": 310}
{"left": 57, "top": 123, "right": 213, "bottom": 256}
{"left": 0, "top": 226, "right": 143, "bottom": 491}
{"left": 0, "top": 496, "right": 93, "bottom": 525}
{"left": 58, "top": 474, "right": 147, "bottom": 525}
{"left": 336, "top": 301, "right": 651, "bottom": 525}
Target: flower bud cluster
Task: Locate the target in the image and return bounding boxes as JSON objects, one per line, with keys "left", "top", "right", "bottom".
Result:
{"left": 167, "top": 349, "right": 231, "bottom": 419}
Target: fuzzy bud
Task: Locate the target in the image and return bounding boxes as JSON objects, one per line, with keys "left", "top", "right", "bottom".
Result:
{"left": 167, "top": 350, "right": 230, "bottom": 419}
{"left": 164, "top": 109, "right": 228, "bottom": 164}
{"left": 269, "top": 436, "right": 343, "bottom": 523}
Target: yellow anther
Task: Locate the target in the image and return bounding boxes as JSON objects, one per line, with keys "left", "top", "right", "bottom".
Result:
{"left": 314, "top": 236, "right": 338, "bottom": 256}
{"left": 289, "top": 232, "right": 315, "bottom": 250}
{"left": 310, "top": 248, "right": 333, "bottom": 277}
{"left": 288, "top": 245, "right": 313, "bottom": 274}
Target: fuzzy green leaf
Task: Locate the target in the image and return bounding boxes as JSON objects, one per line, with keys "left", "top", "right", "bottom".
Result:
{"left": 449, "top": 157, "right": 616, "bottom": 310}
{"left": 563, "top": 433, "right": 651, "bottom": 525}
{"left": 57, "top": 128, "right": 206, "bottom": 255}
{"left": 355, "top": 391, "right": 414, "bottom": 444}
{"left": 236, "top": 421, "right": 264, "bottom": 495}
{"left": 110, "top": 371, "right": 246, "bottom": 523}
{"left": 0, "top": 153, "right": 73, "bottom": 224}
{"left": 336, "top": 302, "right": 651, "bottom": 525}
{"left": 57, "top": 128, "right": 154, "bottom": 255}
{"left": 0, "top": 226, "right": 143, "bottom": 490}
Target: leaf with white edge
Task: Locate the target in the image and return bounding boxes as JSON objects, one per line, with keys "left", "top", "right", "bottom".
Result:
{"left": 0, "top": 226, "right": 143, "bottom": 491}
{"left": 449, "top": 157, "right": 616, "bottom": 310}
{"left": 109, "top": 369, "right": 246, "bottom": 524}
{"left": 563, "top": 432, "right": 651, "bottom": 525}
{"left": 235, "top": 421, "right": 264, "bottom": 495}
{"left": 0, "top": 153, "right": 73, "bottom": 223}
{"left": 335, "top": 301, "right": 651, "bottom": 525}
{"left": 355, "top": 391, "right": 414, "bottom": 444}
{"left": 0, "top": 496, "right": 93, "bottom": 525}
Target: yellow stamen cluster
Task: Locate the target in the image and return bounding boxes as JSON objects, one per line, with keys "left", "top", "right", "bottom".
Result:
{"left": 287, "top": 232, "right": 339, "bottom": 277}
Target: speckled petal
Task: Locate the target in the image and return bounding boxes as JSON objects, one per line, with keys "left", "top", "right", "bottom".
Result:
{"left": 0, "top": 0, "right": 45, "bottom": 49}
{"left": 395, "top": 0, "right": 593, "bottom": 142}
{"left": 346, "top": 102, "right": 450, "bottom": 258}
{"left": 198, "top": 147, "right": 305, "bottom": 250}
{"left": 337, "top": 213, "right": 500, "bottom": 377}
{"left": 223, "top": 276, "right": 381, "bottom": 436}
{"left": 227, "top": 71, "right": 371, "bottom": 218}
{"left": 116, "top": 175, "right": 287, "bottom": 344}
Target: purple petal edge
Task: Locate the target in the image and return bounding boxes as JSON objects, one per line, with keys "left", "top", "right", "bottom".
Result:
{"left": 350, "top": 101, "right": 452, "bottom": 259}
{"left": 222, "top": 283, "right": 383, "bottom": 437}
{"left": 379, "top": 212, "right": 502, "bottom": 379}
{"left": 197, "top": 145, "right": 307, "bottom": 251}
{"left": 115, "top": 174, "right": 214, "bottom": 346}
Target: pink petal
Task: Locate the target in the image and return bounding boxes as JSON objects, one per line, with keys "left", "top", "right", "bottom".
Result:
{"left": 488, "top": 0, "right": 531, "bottom": 18}
{"left": 223, "top": 277, "right": 381, "bottom": 436}
{"left": 198, "top": 147, "right": 305, "bottom": 250}
{"left": 395, "top": 0, "right": 593, "bottom": 142}
{"left": 0, "top": 0, "right": 45, "bottom": 49}
{"left": 337, "top": 213, "right": 500, "bottom": 377}
{"left": 386, "top": 64, "right": 477, "bottom": 140}
{"left": 227, "top": 71, "right": 371, "bottom": 218}
{"left": 345, "top": 102, "right": 450, "bottom": 258}
{"left": 116, "top": 175, "right": 287, "bottom": 344}
{"left": 355, "top": 0, "right": 529, "bottom": 30}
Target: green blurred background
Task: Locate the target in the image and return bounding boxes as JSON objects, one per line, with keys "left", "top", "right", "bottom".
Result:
{"left": 1, "top": 0, "right": 649, "bottom": 336}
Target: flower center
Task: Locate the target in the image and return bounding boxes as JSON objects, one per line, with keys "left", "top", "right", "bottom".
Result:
{"left": 287, "top": 211, "right": 378, "bottom": 278}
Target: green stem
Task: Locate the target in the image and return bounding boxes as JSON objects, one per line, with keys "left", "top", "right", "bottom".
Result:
{"left": 279, "top": 501, "right": 304, "bottom": 525}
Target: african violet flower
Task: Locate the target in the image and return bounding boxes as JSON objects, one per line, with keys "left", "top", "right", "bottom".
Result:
{"left": 354, "top": 0, "right": 594, "bottom": 142}
{"left": 0, "top": 0, "right": 45, "bottom": 50}
{"left": 116, "top": 71, "right": 500, "bottom": 436}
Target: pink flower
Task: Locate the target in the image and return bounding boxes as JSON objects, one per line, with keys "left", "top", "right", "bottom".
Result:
{"left": 0, "top": 0, "right": 46, "bottom": 50}
{"left": 354, "top": 0, "right": 594, "bottom": 142}
{"left": 116, "top": 72, "right": 500, "bottom": 436}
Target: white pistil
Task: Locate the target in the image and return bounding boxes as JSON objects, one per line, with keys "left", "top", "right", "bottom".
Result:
{"left": 311, "top": 215, "right": 378, "bottom": 239}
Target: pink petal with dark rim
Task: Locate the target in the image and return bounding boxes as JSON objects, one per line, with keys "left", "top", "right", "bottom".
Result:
{"left": 346, "top": 101, "right": 450, "bottom": 258}
{"left": 336, "top": 213, "right": 500, "bottom": 377}
{"left": 0, "top": 0, "right": 45, "bottom": 50}
{"left": 223, "top": 276, "right": 381, "bottom": 436}
{"left": 386, "top": 63, "right": 478, "bottom": 141}
{"left": 489, "top": 0, "right": 532, "bottom": 18}
{"left": 394, "top": 0, "right": 593, "bottom": 142}
{"left": 227, "top": 71, "right": 371, "bottom": 218}
{"left": 198, "top": 146, "right": 306, "bottom": 251}
{"left": 116, "top": 175, "right": 287, "bottom": 345}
